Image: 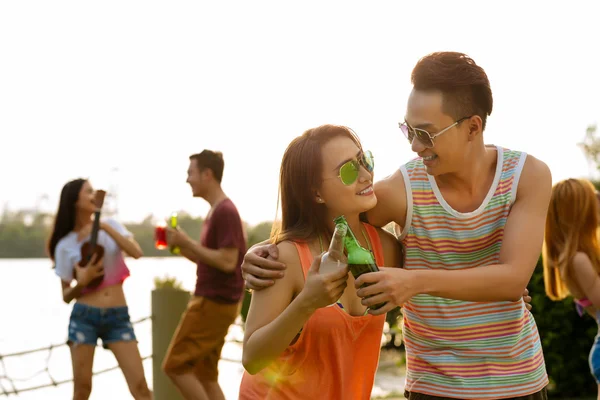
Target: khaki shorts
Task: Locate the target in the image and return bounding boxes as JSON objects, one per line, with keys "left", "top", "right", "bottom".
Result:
{"left": 162, "top": 296, "right": 240, "bottom": 381}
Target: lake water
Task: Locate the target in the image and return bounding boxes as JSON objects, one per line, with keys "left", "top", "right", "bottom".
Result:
{"left": 0, "top": 258, "right": 405, "bottom": 399}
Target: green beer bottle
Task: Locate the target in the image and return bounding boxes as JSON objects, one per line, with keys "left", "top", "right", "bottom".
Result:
{"left": 333, "top": 215, "right": 386, "bottom": 310}
{"left": 169, "top": 212, "right": 181, "bottom": 255}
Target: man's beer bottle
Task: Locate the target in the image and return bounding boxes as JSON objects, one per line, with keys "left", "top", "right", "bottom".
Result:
{"left": 333, "top": 215, "right": 386, "bottom": 310}
{"left": 169, "top": 212, "right": 181, "bottom": 255}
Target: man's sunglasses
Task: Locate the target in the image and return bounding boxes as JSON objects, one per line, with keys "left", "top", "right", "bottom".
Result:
{"left": 398, "top": 116, "right": 471, "bottom": 148}
{"left": 336, "top": 150, "right": 375, "bottom": 185}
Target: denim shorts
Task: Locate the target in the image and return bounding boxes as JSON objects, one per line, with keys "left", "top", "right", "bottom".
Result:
{"left": 68, "top": 303, "right": 137, "bottom": 349}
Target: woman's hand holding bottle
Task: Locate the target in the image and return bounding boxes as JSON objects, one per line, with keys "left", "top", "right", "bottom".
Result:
{"left": 298, "top": 254, "right": 349, "bottom": 312}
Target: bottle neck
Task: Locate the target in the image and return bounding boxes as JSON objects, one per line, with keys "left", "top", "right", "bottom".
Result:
{"left": 327, "top": 228, "right": 345, "bottom": 256}
{"left": 333, "top": 215, "right": 371, "bottom": 254}
{"left": 343, "top": 225, "right": 364, "bottom": 253}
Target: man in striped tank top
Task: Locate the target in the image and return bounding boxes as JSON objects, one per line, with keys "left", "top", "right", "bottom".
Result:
{"left": 242, "top": 52, "right": 551, "bottom": 399}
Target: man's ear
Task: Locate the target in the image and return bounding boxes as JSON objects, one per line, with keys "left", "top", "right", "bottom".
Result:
{"left": 467, "top": 115, "right": 483, "bottom": 141}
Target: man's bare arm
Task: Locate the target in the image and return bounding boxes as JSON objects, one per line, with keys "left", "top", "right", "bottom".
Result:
{"left": 241, "top": 241, "right": 286, "bottom": 290}
{"left": 357, "top": 156, "right": 552, "bottom": 311}
{"left": 418, "top": 156, "right": 552, "bottom": 301}
{"left": 366, "top": 169, "right": 408, "bottom": 230}
{"left": 180, "top": 247, "right": 200, "bottom": 264}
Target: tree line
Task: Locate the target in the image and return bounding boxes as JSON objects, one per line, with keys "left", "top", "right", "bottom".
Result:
{"left": 0, "top": 210, "right": 273, "bottom": 259}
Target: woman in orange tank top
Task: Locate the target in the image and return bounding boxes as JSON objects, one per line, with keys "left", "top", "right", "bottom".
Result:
{"left": 239, "top": 125, "right": 404, "bottom": 399}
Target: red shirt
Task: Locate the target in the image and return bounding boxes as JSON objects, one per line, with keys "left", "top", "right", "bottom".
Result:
{"left": 194, "top": 198, "right": 246, "bottom": 303}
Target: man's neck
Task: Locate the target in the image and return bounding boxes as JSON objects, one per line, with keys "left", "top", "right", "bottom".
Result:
{"left": 435, "top": 144, "right": 496, "bottom": 195}
{"left": 203, "top": 186, "right": 227, "bottom": 208}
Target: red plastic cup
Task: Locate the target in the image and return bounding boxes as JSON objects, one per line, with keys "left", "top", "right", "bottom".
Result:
{"left": 155, "top": 222, "right": 168, "bottom": 250}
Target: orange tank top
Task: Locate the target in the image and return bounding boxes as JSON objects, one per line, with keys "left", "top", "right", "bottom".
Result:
{"left": 239, "top": 223, "right": 387, "bottom": 400}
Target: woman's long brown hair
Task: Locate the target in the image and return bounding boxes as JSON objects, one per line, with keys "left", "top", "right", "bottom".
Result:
{"left": 542, "top": 178, "right": 600, "bottom": 300}
{"left": 270, "top": 124, "right": 362, "bottom": 244}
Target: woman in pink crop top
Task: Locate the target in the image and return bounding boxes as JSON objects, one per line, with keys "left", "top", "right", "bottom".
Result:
{"left": 47, "top": 178, "right": 152, "bottom": 400}
{"left": 239, "top": 125, "right": 405, "bottom": 399}
{"left": 543, "top": 178, "right": 600, "bottom": 398}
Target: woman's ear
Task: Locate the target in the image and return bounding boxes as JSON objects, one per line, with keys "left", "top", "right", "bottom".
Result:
{"left": 314, "top": 190, "right": 325, "bottom": 204}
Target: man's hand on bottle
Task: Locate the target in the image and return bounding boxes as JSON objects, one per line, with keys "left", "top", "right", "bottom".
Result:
{"left": 166, "top": 226, "right": 191, "bottom": 248}
{"left": 241, "top": 243, "right": 286, "bottom": 290}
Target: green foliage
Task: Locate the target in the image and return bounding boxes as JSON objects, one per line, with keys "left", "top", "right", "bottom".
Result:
{"left": 0, "top": 211, "right": 52, "bottom": 258}
{"left": 153, "top": 275, "right": 184, "bottom": 290}
{"left": 529, "top": 255, "right": 598, "bottom": 398}
{"left": 579, "top": 124, "right": 600, "bottom": 170}
{"left": 240, "top": 290, "right": 252, "bottom": 322}
{"left": 246, "top": 221, "right": 273, "bottom": 247}
{"left": 383, "top": 306, "right": 404, "bottom": 352}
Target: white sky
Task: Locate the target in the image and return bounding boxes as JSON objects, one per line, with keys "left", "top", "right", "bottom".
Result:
{"left": 1, "top": 1, "right": 599, "bottom": 225}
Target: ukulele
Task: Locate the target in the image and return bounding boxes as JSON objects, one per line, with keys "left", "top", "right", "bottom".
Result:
{"left": 78, "top": 190, "right": 106, "bottom": 289}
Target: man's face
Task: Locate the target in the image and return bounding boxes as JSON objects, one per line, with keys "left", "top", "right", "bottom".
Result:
{"left": 186, "top": 159, "right": 207, "bottom": 197}
{"left": 404, "top": 89, "right": 471, "bottom": 176}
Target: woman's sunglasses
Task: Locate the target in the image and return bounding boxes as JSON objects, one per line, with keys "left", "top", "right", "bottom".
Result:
{"left": 336, "top": 150, "right": 375, "bottom": 185}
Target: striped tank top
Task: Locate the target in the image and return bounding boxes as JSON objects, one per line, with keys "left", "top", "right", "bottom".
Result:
{"left": 239, "top": 223, "right": 386, "bottom": 400}
{"left": 398, "top": 145, "right": 548, "bottom": 398}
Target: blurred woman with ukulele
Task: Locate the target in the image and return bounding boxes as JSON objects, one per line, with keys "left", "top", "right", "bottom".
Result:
{"left": 47, "top": 178, "right": 151, "bottom": 400}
